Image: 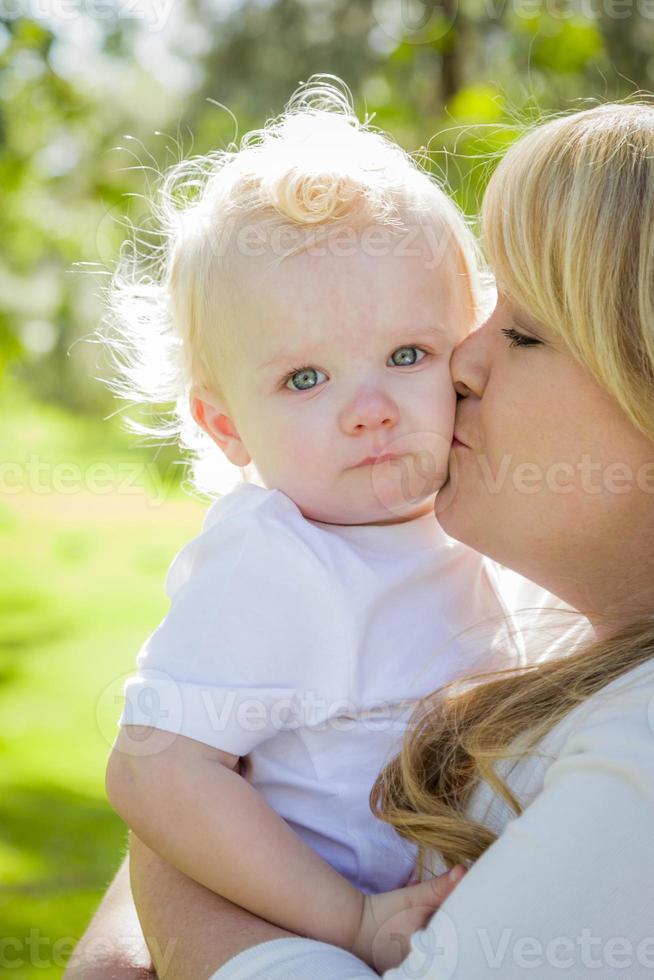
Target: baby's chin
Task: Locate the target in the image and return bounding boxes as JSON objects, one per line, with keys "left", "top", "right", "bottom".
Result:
{"left": 297, "top": 490, "right": 439, "bottom": 527}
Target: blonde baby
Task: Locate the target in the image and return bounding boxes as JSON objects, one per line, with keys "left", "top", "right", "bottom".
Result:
{"left": 105, "top": 77, "right": 512, "bottom": 972}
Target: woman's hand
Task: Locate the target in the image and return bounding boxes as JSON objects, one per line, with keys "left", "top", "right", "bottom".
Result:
{"left": 352, "top": 865, "right": 467, "bottom": 973}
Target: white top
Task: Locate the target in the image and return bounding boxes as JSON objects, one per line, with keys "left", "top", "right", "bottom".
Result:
{"left": 120, "top": 482, "right": 575, "bottom": 894}
{"left": 210, "top": 657, "right": 654, "bottom": 979}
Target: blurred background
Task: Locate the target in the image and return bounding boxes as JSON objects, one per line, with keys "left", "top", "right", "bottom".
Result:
{"left": 0, "top": 0, "right": 651, "bottom": 974}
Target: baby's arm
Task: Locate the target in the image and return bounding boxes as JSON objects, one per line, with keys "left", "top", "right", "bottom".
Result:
{"left": 106, "top": 727, "right": 463, "bottom": 971}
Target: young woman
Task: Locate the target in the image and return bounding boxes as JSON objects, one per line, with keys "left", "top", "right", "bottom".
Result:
{"left": 67, "top": 102, "right": 654, "bottom": 979}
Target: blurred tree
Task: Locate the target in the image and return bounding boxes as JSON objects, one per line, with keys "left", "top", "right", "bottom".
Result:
{"left": 0, "top": 0, "right": 647, "bottom": 414}
{"left": 599, "top": 8, "right": 654, "bottom": 88}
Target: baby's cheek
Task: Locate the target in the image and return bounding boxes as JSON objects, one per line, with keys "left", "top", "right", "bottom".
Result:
{"left": 423, "top": 367, "right": 457, "bottom": 435}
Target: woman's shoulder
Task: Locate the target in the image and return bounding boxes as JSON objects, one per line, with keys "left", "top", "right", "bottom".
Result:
{"left": 553, "top": 655, "right": 654, "bottom": 761}
{"left": 462, "top": 655, "right": 654, "bottom": 845}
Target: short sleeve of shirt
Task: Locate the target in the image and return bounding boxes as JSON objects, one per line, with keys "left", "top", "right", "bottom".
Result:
{"left": 120, "top": 485, "right": 352, "bottom": 755}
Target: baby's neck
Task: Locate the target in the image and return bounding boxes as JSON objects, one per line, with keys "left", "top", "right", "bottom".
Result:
{"left": 316, "top": 495, "right": 436, "bottom": 528}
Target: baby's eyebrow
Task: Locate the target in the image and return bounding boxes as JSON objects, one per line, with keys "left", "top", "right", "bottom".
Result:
{"left": 257, "top": 351, "right": 305, "bottom": 373}
{"left": 257, "top": 325, "right": 449, "bottom": 373}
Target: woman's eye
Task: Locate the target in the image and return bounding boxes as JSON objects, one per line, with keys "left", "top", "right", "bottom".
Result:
{"left": 284, "top": 366, "right": 328, "bottom": 391}
{"left": 501, "top": 327, "right": 542, "bottom": 348}
{"left": 388, "top": 346, "right": 427, "bottom": 367}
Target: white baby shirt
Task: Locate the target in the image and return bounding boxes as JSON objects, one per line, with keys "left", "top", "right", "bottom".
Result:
{"left": 121, "top": 482, "right": 544, "bottom": 894}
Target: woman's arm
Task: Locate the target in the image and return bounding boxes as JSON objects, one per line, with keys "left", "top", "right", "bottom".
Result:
{"left": 110, "top": 729, "right": 459, "bottom": 972}
{"left": 63, "top": 856, "right": 155, "bottom": 979}
{"left": 64, "top": 840, "right": 294, "bottom": 980}
{"left": 129, "top": 834, "right": 294, "bottom": 980}
{"left": 208, "top": 666, "right": 654, "bottom": 980}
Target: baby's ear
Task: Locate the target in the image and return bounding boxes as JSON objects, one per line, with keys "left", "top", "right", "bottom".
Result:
{"left": 190, "top": 385, "right": 251, "bottom": 468}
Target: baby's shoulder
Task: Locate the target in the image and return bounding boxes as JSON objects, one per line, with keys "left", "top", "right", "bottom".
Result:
{"left": 166, "top": 482, "right": 337, "bottom": 598}
{"left": 203, "top": 481, "right": 299, "bottom": 532}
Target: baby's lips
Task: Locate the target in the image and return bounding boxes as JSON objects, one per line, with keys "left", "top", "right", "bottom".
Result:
{"left": 368, "top": 429, "right": 452, "bottom": 516}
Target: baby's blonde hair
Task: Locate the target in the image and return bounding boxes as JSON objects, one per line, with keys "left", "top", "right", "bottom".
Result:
{"left": 102, "top": 75, "right": 482, "bottom": 494}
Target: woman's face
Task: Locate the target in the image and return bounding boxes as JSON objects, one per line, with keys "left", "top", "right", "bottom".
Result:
{"left": 435, "top": 292, "right": 654, "bottom": 626}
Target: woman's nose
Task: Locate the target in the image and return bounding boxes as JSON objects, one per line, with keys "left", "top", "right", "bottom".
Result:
{"left": 339, "top": 388, "right": 399, "bottom": 435}
{"left": 450, "top": 324, "right": 490, "bottom": 400}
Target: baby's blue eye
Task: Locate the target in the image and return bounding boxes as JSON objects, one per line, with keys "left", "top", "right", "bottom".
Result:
{"left": 285, "top": 367, "right": 328, "bottom": 391}
{"left": 388, "top": 346, "right": 426, "bottom": 367}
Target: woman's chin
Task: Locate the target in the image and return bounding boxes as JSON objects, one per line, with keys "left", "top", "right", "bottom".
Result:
{"left": 434, "top": 469, "right": 477, "bottom": 547}
{"left": 434, "top": 456, "right": 458, "bottom": 517}
{"left": 433, "top": 479, "right": 455, "bottom": 529}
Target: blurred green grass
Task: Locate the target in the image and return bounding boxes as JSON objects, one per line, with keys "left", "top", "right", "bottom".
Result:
{"left": 0, "top": 383, "right": 205, "bottom": 977}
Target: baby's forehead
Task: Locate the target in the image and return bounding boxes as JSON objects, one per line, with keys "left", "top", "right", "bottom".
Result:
{"left": 229, "top": 219, "right": 460, "bottom": 293}
{"left": 223, "top": 227, "right": 468, "bottom": 362}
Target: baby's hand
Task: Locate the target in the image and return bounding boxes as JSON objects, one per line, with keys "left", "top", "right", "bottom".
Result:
{"left": 351, "top": 865, "right": 467, "bottom": 973}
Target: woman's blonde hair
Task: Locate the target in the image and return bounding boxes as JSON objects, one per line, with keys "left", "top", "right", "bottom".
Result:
{"left": 101, "top": 75, "right": 482, "bottom": 494}
{"left": 372, "top": 103, "right": 654, "bottom": 872}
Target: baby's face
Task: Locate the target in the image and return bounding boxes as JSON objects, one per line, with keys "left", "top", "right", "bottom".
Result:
{"left": 216, "top": 227, "right": 474, "bottom": 525}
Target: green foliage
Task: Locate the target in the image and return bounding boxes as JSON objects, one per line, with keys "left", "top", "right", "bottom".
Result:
{"left": 0, "top": 0, "right": 646, "bottom": 416}
{"left": 0, "top": 393, "right": 204, "bottom": 974}
{"left": 524, "top": 17, "right": 605, "bottom": 73}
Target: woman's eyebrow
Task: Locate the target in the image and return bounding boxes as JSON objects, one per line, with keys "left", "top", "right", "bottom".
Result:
{"left": 256, "top": 325, "right": 449, "bottom": 373}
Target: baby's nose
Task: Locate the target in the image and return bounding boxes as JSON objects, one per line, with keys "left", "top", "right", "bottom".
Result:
{"left": 339, "top": 389, "right": 399, "bottom": 435}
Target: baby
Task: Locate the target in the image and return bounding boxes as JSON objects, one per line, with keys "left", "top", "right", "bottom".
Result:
{"left": 105, "top": 78, "right": 519, "bottom": 972}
